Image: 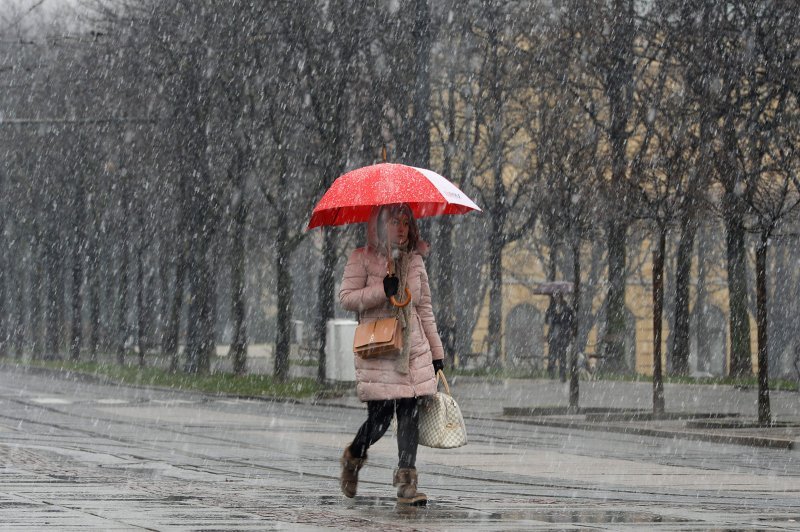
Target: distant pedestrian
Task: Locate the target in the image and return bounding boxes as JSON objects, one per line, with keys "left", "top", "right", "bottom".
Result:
{"left": 337, "top": 203, "right": 445, "bottom": 506}
{"left": 545, "top": 290, "right": 575, "bottom": 382}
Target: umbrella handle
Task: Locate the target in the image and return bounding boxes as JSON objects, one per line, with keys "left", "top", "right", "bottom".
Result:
{"left": 390, "top": 287, "right": 412, "bottom": 308}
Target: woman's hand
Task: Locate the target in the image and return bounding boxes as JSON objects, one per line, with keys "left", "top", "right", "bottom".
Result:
{"left": 383, "top": 274, "right": 399, "bottom": 298}
{"left": 433, "top": 359, "right": 444, "bottom": 373}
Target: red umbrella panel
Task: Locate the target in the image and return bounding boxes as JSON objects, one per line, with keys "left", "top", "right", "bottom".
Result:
{"left": 307, "top": 163, "right": 481, "bottom": 230}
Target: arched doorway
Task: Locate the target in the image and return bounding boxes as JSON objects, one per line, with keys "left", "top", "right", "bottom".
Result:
{"left": 691, "top": 304, "right": 727, "bottom": 376}
{"left": 597, "top": 306, "right": 637, "bottom": 374}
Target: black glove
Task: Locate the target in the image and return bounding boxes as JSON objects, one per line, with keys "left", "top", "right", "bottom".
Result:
{"left": 432, "top": 359, "right": 445, "bottom": 374}
{"left": 383, "top": 274, "right": 399, "bottom": 298}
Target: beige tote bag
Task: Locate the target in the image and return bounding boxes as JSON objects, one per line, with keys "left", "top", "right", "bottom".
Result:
{"left": 418, "top": 370, "right": 467, "bottom": 449}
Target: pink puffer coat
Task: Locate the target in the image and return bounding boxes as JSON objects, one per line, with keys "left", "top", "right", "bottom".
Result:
{"left": 339, "top": 218, "right": 444, "bottom": 402}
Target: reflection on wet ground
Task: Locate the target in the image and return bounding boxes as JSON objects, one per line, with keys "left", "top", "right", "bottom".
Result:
{"left": 318, "top": 495, "right": 687, "bottom": 524}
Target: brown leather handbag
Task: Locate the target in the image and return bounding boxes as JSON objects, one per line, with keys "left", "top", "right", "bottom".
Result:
{"left": 353, "top": 317, "right": 402, "bottom": 358}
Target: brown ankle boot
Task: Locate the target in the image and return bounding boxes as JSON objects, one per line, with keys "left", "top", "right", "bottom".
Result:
{"left": 393, "top": 468, "right": 427, "bottom": 506}
{"left": 340, "top": 446, "right": 367, "bottom": 498}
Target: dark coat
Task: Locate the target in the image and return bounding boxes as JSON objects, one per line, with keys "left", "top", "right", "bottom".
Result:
{"left": 546, "top": 300, "right": 575, "bottom": 347}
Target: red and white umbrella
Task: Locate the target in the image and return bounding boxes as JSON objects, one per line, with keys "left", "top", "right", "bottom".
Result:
{"left": 307, "top": 163, "right": 481, "bottom": 230}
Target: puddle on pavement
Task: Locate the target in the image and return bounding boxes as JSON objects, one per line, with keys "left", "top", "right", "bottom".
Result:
{"left": 318, "top": 495, "right": 396, "bottom": 507}
{"left": 477, "top": 509, "right": 685, "bottom": 524}
{"left": 316, "top": 496, "right": 685, "bottom": 524}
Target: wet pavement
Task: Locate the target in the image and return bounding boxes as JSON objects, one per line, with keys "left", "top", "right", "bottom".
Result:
{"left": 0, "top": 364, "right": 799, "bottom": 530}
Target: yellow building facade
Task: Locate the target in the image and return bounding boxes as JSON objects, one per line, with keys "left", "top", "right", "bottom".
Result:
{"left": 470, "top": 232, "right": 760, "bottom": 376}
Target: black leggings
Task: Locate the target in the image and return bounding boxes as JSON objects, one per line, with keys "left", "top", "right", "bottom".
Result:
{"left": 350, "top": 398, "right": 419, "bottom": 469}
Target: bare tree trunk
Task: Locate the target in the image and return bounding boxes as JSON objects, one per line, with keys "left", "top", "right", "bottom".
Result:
{"left": 136, "top": 253, "right": 145, "bottom": 367}
{"left": 316, "top": 227, "right": 337, "bottom": 383}
{"left": 183, "top": 151, "right": 217, "bottom": 375}
{"left": 432, "top": 76, "right": 458, "bottom": 366}
{"left": 486, "top": 216, "right": 504, "bottom": 367}
{"left": 568, "top": 239, "right": 581, "bottom": 412}
{"left": 0, "top": 170, "right": 6, "bottom": 358}
{"left": 116, "top": 239, "right": 129, "bottom": 366}
{"left": 435, "top": 215, "right": 456, "bottom": 367}
{"left": 116, "top": 164, "right": 132, "bottom": 366}
{"left": 88, "top": 274, "right": 100, "bottom": 362}
{"left": 0, "top": 263, "right": 6, "bottom": 358}
{"left": 55, "top": 248, "right": 66, "bottom": 357}
{"left": 175, "top": 47, "right": 216, "bottom": 376}
{"left": 274, "top": 213, "right": 292, "bottom": 382}
{"left": 604, "top": 220, "right": 628, "bottom": 373}
{"left": 725, "top": 206, "right": 752, "bottom": 377}
{"left": 0, "top": 257, "right": 5, "bottom": 358}
{"left": 136, "top": 204, "right": 147, "bottom": 368}
{"left": 158, "top": 249, "right": 171, "bottom": 350}
{"left": 164, "top": 195, "right": 187, "bottom": 371}
{"left": 671, "top": 213, "right": 695, "bottom": 376}
{"left": 546, "top": 226, "right": 558, "bottom": 378}
{"left": 601, "top": 0, "right": 634, "bottom": 375}
{"left": 184, "top": 209, "right": 214, "bottom": 375}
{"left": 547, "top": 226, "right": 558, "bottom": 281}
{"left": 165, "top": 242, "right": 186, "bottom": 372}
{"left": 652, "top": 228, "right": 666, "bottom": 415}
{"left": 30, "top": 240, "right": 43, "bottom": 360}
{"left": 409, "top": 0, "right": 431, "bottom": 168}
{"left": 755, "top": 230, "right": 771, "bottom": 425}
{"left": 694, "top": 223, "right": 711, "bottom": 372}
{"left": 482, "top": 13, "right": 508, "bottom": 368}
{"left": 44, "top": 233, "right": 61, "bottom": 359}
{"left": 87, "top": 228, "right": 100, "bottom": 362}
{"left": 229, "top": 189, "right": 248, "bottom": 376}
{"left": 103, "top": 256, "right": 115, "bottom": 353}
{"left": 70, "top": 171, "right": 86, "bottom": 362}
{"left": 13, "top": 258, "right": 25, "bottom": 360}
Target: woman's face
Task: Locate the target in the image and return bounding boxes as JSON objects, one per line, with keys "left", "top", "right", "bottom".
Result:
{"left": 388, "top": 213, "right": 410, "bottom": 246}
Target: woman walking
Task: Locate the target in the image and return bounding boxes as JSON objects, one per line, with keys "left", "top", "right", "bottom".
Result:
{"left": 338, "top": 203, "right": 445, "bottom": 506}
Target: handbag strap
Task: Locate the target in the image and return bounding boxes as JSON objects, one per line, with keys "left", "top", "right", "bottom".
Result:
{"left": 435, "top": 369, "right": 451, "bottom": 396}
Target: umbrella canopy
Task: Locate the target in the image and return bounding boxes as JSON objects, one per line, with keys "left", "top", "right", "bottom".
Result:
{"left": 307, "top": 163, "right": 481, "bottom": 230}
